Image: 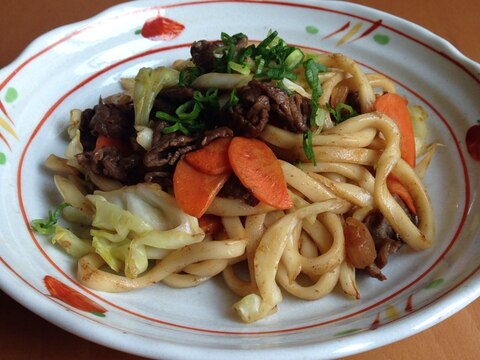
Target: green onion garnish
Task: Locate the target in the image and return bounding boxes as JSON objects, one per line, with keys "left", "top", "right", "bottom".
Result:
{"left": 31, "top": 203, "right": 69, "bottom": 235}
{"left": 302, "top": 58, "right": 328, "bottom": 164}
{"left": 327, "top": 103, "right": 358, "bottom": 123}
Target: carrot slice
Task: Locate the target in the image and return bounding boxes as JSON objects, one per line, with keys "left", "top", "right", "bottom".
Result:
{"left": 387, "top": 177, "right": 416, "bottom": 215}
{"left": 375, "top": 93, "right": 416, "bottom": 167}
{"left": 95, "top": 135, "right": 131, "bottom": 156}
{"left": 184, "top": 137, "right": 232, "bottom": 175}
{"left": 173, "top": 158, "right": 230, "bottom": 218}
{"left": 228, "top": 137, "right": 293, "bottom": 210}
{"left": 375, "top": 93, "right": 417, "bottom": 213}
{"left": 198, "top": 214, "right": 224, "bottom": 235}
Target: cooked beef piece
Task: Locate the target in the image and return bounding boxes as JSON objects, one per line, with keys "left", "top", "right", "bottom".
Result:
{"left": 365, "top": 263, "right": 387, "bottom": 281}
{"left": 190, "top": 40, "right": 221, "bottom": 72}
{"left": 366, "top": 211, "right": 400, "bottom": 246}
{"left": 151, "top": 123, "right": 197, "bottom": 156}
{"left": 143, "top": 121, "right": 198, "bottom": 185}
{"left": 254, "top": 81, "right": 310, "bottom": 133}
{"left": 89, "top": 101, "right": 134, "bottom": 139}
{"left": 191, "top": 35, "right": 249, "bottom": 72}
{"left": 227, "top": 82, "right": 271, "bottom": 137}
{"left": 219, "top": 174, "right": 259, "bottom": 207}
{"left": 158, "top": 86, "right": 195, "bottom": 102}
{"left": 144, "top": 133, "right": 197, "bottom": 167}
{"left": 76, "top": 100, "right": 140, "bottom": 182}
{"left": 346, "top": 91, "right": 361, "bottom": 114}
{"left": 142, "top": 120, "right": 235, "bottom": 186}
{"left": 199, "top": 126, "right": 234, "bottom": 146}
{"left": 235, "top": 35, "right": 249, "bottom": 51}
{"left": 376, "top": 238, "right": 403, "bottom": 269}
{"left": 144, "top": 170, "right": 174, "bottom": 188}
{"left": 364, "top": 210, "right": 403, "bottom": 274}
{"left": 77, "top": 147, "right": 140, "bottom": 182}
{"left": 150, "top": 121, "right": 167, "bottom": 148}
{"left": 227, "top": 80, "right": 311, "bottom": 137}
{"left": 79, "top": 108, "right": 97, "bottom": 151}
{"left": 152, "top": 97, "right": 178, "bottom": 115}
{"left": 363, "top": 194, "right": 417, "bottom": 278}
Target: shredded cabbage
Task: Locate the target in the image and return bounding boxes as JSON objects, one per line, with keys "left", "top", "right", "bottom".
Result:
{"left": 85, "top": 183, "right": 205, "bottom": 278}
{"left": 133, "top": 67, "right": 179, "bottom": 127}
{"left": 51, "top": 225, "right": 92, "bottom": 258}
{"left": 409, "top": 105, "right": 429, "bottom": 156}
{"left": 134, "top": 125, "right": 154, "bottom": 151}
{"left": 63, "top": 109, "right": 84, "bottom": 171}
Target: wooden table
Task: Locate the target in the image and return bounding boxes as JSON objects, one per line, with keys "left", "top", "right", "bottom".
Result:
{"left": 0, "top": 0, "right": 478, "bottom": 359}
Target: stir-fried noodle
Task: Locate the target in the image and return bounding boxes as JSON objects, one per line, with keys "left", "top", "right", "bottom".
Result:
{"left": 34, "top": 32, "right": 435, "bottom": 323}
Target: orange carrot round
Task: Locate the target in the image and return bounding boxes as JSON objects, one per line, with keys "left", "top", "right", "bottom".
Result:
{"left": 173, "top": 158, "right": 230, "bottom": 218}
{"left": 375, "top": 93, "right": 416, "bottom": 167}
{"left": 228, "top": 137, "right": 293, "bottom": 210}
{"left": 184, "top": 137, "right": 232, "bottom": 175}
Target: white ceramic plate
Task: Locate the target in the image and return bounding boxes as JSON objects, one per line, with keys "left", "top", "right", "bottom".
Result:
{"left": 0, "top": 1, "right": 479, "bottom": 359}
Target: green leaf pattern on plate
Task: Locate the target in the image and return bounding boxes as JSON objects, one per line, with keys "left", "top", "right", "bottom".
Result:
{"left": 4, "top": 87, "right": 18, "bottom": 103}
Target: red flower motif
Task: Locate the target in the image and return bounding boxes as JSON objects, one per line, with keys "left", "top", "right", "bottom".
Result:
{"left": 370, "top": 312, "right": 381, "bottom": 330}
{"left": 405, "top": 294, "right": 414, "bottom": 312}
{"left": 141, "top": 16, "right": 185, "bottom": 41}
{"left": 44, "top": 275, "right": 107, "bottom": 316}
{"left": 466, "top": 123, "right": 480, "bottom": 161}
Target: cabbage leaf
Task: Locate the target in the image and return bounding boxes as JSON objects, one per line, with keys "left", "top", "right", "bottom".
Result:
{"left": 86, "top": 183, "right": 204, "bottom": 278}
{"left": 51, "top": 225, "right": 92, "bottom": 258}
{"left": 133, "top": 67, "right": 179, "bottom": 127}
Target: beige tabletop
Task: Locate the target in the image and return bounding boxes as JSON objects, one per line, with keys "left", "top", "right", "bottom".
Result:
{"left": 0, "top": 0, "right": 479, "bottom": 359}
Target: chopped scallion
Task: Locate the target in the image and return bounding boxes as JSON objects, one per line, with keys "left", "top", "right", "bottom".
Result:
{"left": 228, "top": 61, "right": 252, "bottom": 75}
{"left": 302, "top": 130, "right": 316, "bottom": 166}
{"left": 31, "top": 203, "right": 70, "bottom": 235}
{"left": 327, "top": 103, "right": 358, "bottom": 123}
{"left": 285, "top": 48, "right": 304, "bottom": 70}
{"left": 176, "top": 100, "right": 202, "bottom": 122}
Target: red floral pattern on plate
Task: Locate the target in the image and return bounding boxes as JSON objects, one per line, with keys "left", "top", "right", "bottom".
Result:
{"left": 466, "top": 123, "right": 480, "bottom": 161}
{"left": 44, "top": 275, "right": 107, "bottom": 316}
{"left": 141, "top": 15, "right": 185, "bottom": 41}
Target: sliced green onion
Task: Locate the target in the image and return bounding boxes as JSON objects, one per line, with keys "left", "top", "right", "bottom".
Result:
{"left": 237, "top": 45, "right": 254, "bottom": 64}
{"left": 31, "top": 203, "right": 70, "bottom": 235}
{"left": 255, "top": 56, "right": 266, "bottom": 75}
{"left": 156, "top": 111, "right": 180, "bottom": 123}
{"left": 176, "top": 100, "right": 202, "bottom": 122}
{"left": 228, "top": 61, "right": 252, "bottom": 75}
{"left": 313, "top": 107, "right": 326, "bottom": 133}
{"left": 193, "top": 88, "right": 219, "bottom": 105}
{"left": 302, "top": 58, "right": 328, "bottom": 164}
{"left": 178, "top": 66, "right": 202, "bottom": 87}
{"left": 326, "top": 103, "right": 358, "bottom": 123}
{"left": 266, "top": 67, "right": 297, "bottom": 81}
{"left": 276, "top": 81, "right": 293, "bottom": 96}
{"left": 162, "top": 122, "right": 190, "bottom": 135}
{"left": 302, "top": 130, "right": 316, "bottom": 166}
{"left": 285, "top": 48, "right": 304, "bottom": 70}
{"left": 256, "top": 30, "right": 279, "bottom": 53}
{"left": 224, "top": 89, "right": 239, "bottom": 109}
